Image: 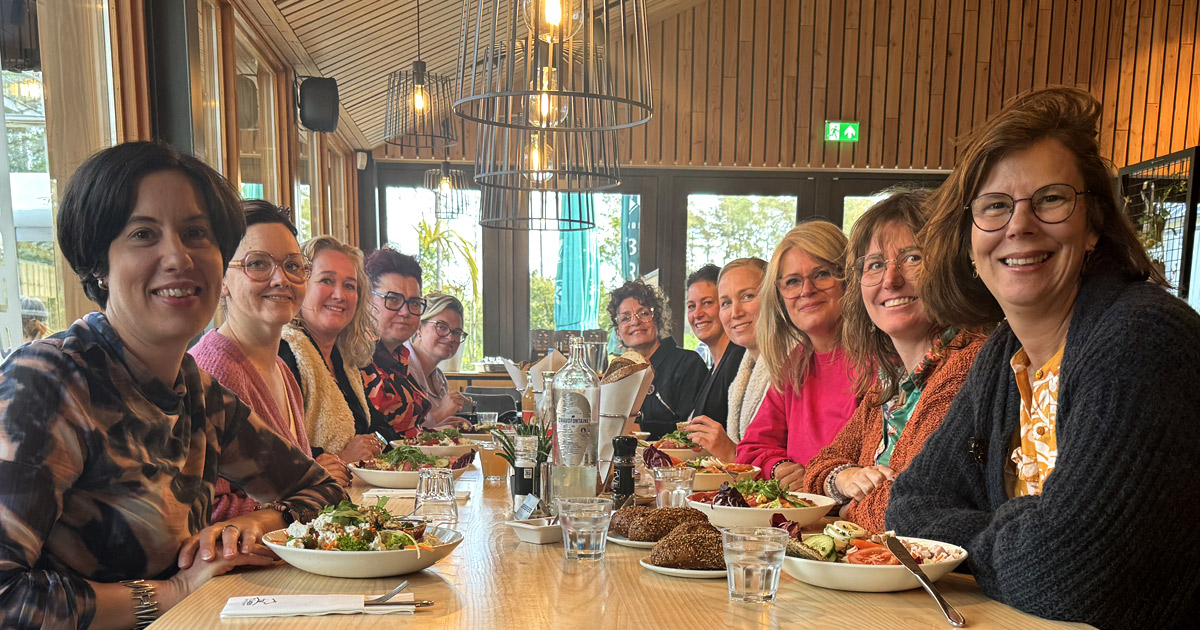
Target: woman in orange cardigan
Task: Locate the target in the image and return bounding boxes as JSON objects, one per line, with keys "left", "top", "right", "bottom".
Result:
{"left": 801, "top": 189, "right": 986, "bottom": 532}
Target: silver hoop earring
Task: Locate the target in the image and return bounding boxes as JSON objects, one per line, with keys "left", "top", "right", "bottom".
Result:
{"left": 969, "top": 261, "right": 978, "bottom": 279}
{"left": 96, "top": 277, "right": 108, "bottom": 291}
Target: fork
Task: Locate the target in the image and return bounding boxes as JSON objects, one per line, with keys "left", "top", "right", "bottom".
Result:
{"left": 364, "top": 580, "right": 408, "bottom": 605}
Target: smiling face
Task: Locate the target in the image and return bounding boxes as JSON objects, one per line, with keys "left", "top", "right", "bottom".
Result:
{"left": 718, "top": 266, "right": 764, "bottom": 351}
{"left": 416, "top": 309, "right": 464, "bottom": 362}
{"left": 970, "top": 138, "right": 1098, "bottom": 322}
{"left": 615, "top": 296, "right": 659, "bottom": 352}
{"left": 778, "top": 247, "right": 845, "bottom": 350}
{"left": 103, "top": 169, "right": 225, "bottom": 356}
{"left": 222, "top": 223, "right": 305, "bottom": 331}
{"left": 371, "top": 272, "right": 422, "bottom": 351}
{"left": 686, "top": 280, "right": 724, "bottom": 347}
{"left": 860, "top": 222, "right": 933, "bottom": 344}
{"left": 301, "top": 249, "right": 360, "bottom": 342}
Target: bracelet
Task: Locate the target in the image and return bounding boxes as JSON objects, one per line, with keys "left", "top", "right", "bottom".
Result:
{"left": 120, "top": 579, "right": 159, "bottom": 630}
{"left": 824, "top": 463, "right": 860, "bottom": 505}
{"left": 257, "top": 501, "right": 296, "bottom": 525}
{"left": 769, "top": 459, "right": 794, "bottom": 480}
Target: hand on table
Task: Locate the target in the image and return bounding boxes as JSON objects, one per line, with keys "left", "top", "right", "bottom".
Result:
{"left": 315, "top": 453, "right": 352, "bottom": 487}
{"left": 683, "top": 415, "right": 738, "bottom": 462}
{"left": 772, "top": 461, "right": 806, "bottom": 491}
{"left": 177, "top": 510, "right": 280, "bottom": 571}
{"left": 833, "top": 465, "right": 895, "bottom": 502}
{"left": 338, "top": 433, "right": 384, "bottom": 464}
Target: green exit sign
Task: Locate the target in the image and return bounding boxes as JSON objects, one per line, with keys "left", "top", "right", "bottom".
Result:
{"left": 824, "top": 121, "right": 860, "bottom": 142}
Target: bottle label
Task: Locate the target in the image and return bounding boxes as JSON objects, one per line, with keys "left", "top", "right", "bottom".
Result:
{"left": 613, "top": 464, "right": 635, "bottom": 496}
{"left": 556, "top": 392, "right": 597, "bottom": 467}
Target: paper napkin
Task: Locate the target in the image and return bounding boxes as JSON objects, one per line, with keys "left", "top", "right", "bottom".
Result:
{"left": 221, "top": 593, "right": 415, "bottom": 618}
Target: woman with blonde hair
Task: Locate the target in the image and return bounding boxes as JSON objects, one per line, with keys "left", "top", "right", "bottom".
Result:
{"left": 407, "top": 291, "right": 472, "bottom": 428}
{"left": 799, "top": 189, "right": 985, "bottom": 532}
{"left": 683, "top": 257, "right": 769, "bottom": 461}
{"left": 735, "top": 220, "right": 858, "bottom": 489}
{"left": 887, "top": 87, "right": 1197, "bottom": 627}
{"left": 280, "top": 235, "right": 391, "bottom": 462}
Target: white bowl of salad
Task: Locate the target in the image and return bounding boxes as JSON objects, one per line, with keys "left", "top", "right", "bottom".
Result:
{"left": 648, "top": 430, "right": 708, "bottom": 462}
{"left": 350, "top": 445, "right": 474, "bottom": 489}
{"left": 262, "top": 498, "right": 464, "bottom": 578}
{"left": 779, "top": 520, "right": 968, "bottom": 592}
{"left": 391, "top": 428, "right": 479, "bottom": 459}
{"left": 687, "top": 479, "right": 835, "bottom": 528}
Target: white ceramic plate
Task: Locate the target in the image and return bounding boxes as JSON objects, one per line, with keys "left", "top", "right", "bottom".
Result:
{"left": 638, "top": 558, "right": 726, "bottom": 579}
{"left": 387, "top": 443, "right": 478, "bottom": 459}
{"left": 690, "top": 466, "right": 761, "bottom": 492}
{"left": 781, "top": 537, "right": 968, "bottom": 592}
{"left": 687, "top": 493, "right": 836, "bottom": 528}
{"left": 349, "top": 464, "right": 470, "bottom": 489}
{"left": 263, "top": 526, "right": 464, "bottom": 578}
{"left": 606, "top": 532, "right": 656, "bottom": 549}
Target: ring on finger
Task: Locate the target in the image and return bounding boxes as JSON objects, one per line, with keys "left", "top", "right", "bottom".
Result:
{"left": 222, "top": 523, "right": 241, "bottom": 536}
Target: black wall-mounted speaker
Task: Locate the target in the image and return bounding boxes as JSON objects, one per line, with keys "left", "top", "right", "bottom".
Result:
{"left": 298, "top": 77, "right": 339, "bottom": 133}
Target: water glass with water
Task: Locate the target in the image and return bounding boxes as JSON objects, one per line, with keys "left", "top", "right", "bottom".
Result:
{"left": 414, "top": 467, "right": 459, "bottom": 529}
{"left": 556, "top": 497, "right": 614, "bottom": 561}
{"left": 722, "top": 527, "right": 788, "bottom": 603}
{"left": 652, "top": 467, "right": 696, "bottom": 508}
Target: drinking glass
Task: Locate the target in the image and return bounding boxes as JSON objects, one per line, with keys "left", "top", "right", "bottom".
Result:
{"left": 414, "top": 468, "right": 459, "bottom": 529}
{"left": 556, "top": 497, "right": 614, "bottom": 560}
{"left": 479, "top": 442, "right": 509, "bottom": 480}
{"left": 651, "top": 467, "right": 696, "bottom": 508}
{"left": 475, "top": 411, "right": 500, "bottom": 426}
{"left": 721, "top": 527, "right": 789, "bottom": 603}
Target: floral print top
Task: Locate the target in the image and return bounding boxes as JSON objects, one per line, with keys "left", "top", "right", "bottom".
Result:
{"left": 1008, "top": 343, "right": 1065, "bottom": 497}
{"left": 361, "top": 341, "right": 433, "bottom": 438}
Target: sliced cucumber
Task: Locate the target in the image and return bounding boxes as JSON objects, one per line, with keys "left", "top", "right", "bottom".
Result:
{"left": 801, "top": 534, "right": 837, "bottom": 559}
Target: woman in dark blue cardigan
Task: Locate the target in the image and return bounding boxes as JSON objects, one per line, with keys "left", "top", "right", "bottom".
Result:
{"left": 888, "top": 87, "right": 1200, "bottom": 628}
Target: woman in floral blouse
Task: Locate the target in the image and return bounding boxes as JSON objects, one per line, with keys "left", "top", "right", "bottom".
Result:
{"left": 0, "top": 141, "right": 344, "bottom": 629}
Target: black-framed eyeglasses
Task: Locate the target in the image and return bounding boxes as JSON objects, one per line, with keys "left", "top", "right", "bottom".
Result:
{"left": 967, "top": 183, "right": 1090, "bottom": 232}
{"left": 854, "top": 247, "right": 924, "bottom": 287}
{"left": 616, "top": 308, "right": 655, "bottom": 327}
{"left": 427, "top": 319, "right": 468, "bottom": 342}
{"left": 775, "top": 266, "right": 843, "bottom": 298}
{"left": 371, "top": 290, "right": 427, "bottom": 314}
{"left": 227, "top": 251, "right": 311, "bottom": 283}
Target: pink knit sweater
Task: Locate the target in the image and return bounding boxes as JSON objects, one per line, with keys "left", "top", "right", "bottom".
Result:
{"left": 736, "top": 347, "right": 858, "bottom": 476}
{"left": 189, "top": 330, "right": 310, "bottom": 521}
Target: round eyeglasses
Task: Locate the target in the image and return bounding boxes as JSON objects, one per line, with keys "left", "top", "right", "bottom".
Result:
{"left": 616, "top": 308, "right": 654, "bottom": 327}
{"left": 967, "top": 183, "right": 1090, "bottom": 232}
{"left": 427, "top": 319, "right": 468, "bottom": 342}
{"left": 227, "top": 251, "right": 311, "bottom": 283}
{"left": 854, "top": 248, "right": 924, "bottom": 287}
{"left": 775, "top": 266, "right": 843, "bottom": 299}
{"left": 371, "top": 290, "right": 428, "bottom": 315}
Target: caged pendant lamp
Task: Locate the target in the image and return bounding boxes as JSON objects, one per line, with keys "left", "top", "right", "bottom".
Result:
{"left": 384, "top": 0, "right": 458, "bottom": 150}
{"left": 478, "top": 183, "right": 596, "bottom": 232}
{"left": 423, "top": 161, "right": 474, "bottom": 220}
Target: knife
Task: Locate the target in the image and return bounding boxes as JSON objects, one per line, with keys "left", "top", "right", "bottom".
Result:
{"left": 885, "top": 536, "right": 967, "bottom": 628}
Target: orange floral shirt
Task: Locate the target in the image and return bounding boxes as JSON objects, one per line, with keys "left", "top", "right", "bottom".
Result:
{"left": 1008, "top": 344, "right": 1065, "bottom": 497}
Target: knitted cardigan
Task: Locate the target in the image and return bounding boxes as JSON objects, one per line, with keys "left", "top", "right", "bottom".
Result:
{"left": 725, "top": 351, "right": 770, "bottom": 443}
{"left": 887, "top": 274, "right": 1200, "bottom": 628}
{"left": 279, "top": 323, "right": 369, "bottom": 456}
{"left": 188, "top": 330, "right": 310, "bottom": 521}
{"left": 801, "top": 331, "right": 984, "bottom": 532}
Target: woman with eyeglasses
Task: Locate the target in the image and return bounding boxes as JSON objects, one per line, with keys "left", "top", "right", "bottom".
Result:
{"left": 279, "top": 236, "right": 391, "bottom": 464}
{"left": 798, "top": 190, "right": 985, "bottom": 533}
{"left": 407, "top": 292, "right": 473, "bottom": 427}
{"left": 886, "top": 88, "right": 1199, "bottom": 627}
{"left": 606, "top": 279, "right": 708, "bottom": 440}
{"left": 190, "top": 202, "right": 351, "bottom": 523}
{"left": 735, "top": 220, "right": 858, "bottom": 490}
{"left": 361, "top": 247, "right": 442, "bottom": 437}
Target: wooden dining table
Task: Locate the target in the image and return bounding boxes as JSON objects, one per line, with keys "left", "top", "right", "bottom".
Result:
{"left": 152, "top": 462, "right": 1090, "bottom": 630}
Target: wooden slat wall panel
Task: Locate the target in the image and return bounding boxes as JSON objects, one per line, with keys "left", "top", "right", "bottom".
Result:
{"left": 263, "top": 0, "right": 1200, "bottom": 168}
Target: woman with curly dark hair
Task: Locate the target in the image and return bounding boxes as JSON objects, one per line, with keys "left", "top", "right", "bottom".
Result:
{"left": 606, "top": 279, "right": 707, "bottom": 439}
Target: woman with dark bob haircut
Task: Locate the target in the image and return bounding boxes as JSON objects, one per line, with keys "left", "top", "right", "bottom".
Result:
{"left": 0, "top": 142, "right": 344, "bottom": 629}
{"left": 887, "top": 88, "right": 1200, "bottom": 627}
{"left": 606, "top": 279, "right": 707, "bottom": 439}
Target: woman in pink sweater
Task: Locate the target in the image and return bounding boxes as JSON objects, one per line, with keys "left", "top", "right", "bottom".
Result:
{"left": 190, "top": 201, "right": 351, "bottom": 521}
{"left": 736, "top": 220, "right": 857, "bottom": 490}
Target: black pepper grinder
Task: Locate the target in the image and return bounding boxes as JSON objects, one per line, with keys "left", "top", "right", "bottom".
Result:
{"left": 611, "top": 436, "right": 638, "bottom": 510}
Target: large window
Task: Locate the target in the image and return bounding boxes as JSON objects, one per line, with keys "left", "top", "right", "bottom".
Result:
{"left": 684, "top": 194, "right": 796, "bottom": 350}
{"left": 194, "top": 0, "right": 224, "bottom": 172}
{"left": 234, "top": 26, "right": 278, "bottom": 202}
{"left": 384, "top": 186, "right": 484, "bottom": 368}
{"left": 294, "top": 127, "right": 318, "bottom": 241}
{"left": 528, "top": 194, "right": 641, "bottom": 358}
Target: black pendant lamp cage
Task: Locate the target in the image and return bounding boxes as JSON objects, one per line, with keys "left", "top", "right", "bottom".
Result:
{"left": 383, "top": 0, "right": 459, "bottom": 150}
{"left": 478, "top": 184, "right": 596, "bottom": 231}
{"left": 453, "top": 0, "right": 654, "bottom": 133}
{"left": 423, "top": 161, "right": 475, "bottom": 220}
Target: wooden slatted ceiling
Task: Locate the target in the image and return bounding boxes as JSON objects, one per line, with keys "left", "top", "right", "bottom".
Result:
{"left": 261, "top": 0, "right": 1199, "bottom": 169}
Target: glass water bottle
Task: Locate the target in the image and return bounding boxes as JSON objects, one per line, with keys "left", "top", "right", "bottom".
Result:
{"left": 550, "top": 340, "right": 601, "bottom": 499}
